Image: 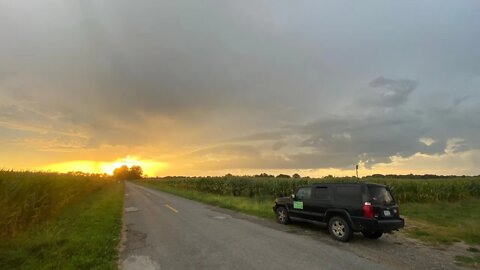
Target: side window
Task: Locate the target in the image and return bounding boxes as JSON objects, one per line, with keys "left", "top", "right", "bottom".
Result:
{"left": 334, "top": 186, "right": 362, "bottom": 205}
{"left": 296, "top": 187, "right": 312, "bottom": 200}
{"left": 314, "top": 187, "right": 332, "bottom": 201}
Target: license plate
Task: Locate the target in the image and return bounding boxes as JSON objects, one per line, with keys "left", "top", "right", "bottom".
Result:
{"left": 383, "top": 210, "right": 391, "bottom": 216}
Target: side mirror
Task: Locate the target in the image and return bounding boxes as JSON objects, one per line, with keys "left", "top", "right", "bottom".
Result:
{"left": 291, "top": 194, "right": 295, "bottom": 199}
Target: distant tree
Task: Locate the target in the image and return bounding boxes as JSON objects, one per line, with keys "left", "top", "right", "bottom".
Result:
{"left": 255, "top": 173, "right": 274, "bottom": 178}
{"left": 129, "top": 165, "right": 143, "bottom": 179}
{"left": 292, "top": 173, "right": 301, "bottom": 179}
{"left": 113, "top": 165, "right": 129, "bottom": 180}
{"left": 68, "top": 171, "right": 89, "bottom": 177}
{"left": 113, "top": 165, "right": 143, "bottom": 180}
{"left": 276, "top": 174, "right": 291, "bottom": 178}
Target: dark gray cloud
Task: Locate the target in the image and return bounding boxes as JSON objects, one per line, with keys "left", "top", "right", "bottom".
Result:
{"left": 368, "top": 76, "right": 418, "bottom": 107}
{"left": 220, "top": 76, "right": 480, "bottom": 171}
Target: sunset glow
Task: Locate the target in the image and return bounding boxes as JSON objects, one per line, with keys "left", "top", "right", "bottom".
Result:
{"left": 1, "top": 1, "right": 479, "bottom": 177}
{"left": 100, "top": 156, "right": 144, "bottom": 175}
{"left": 43, "top": 156, "right": 169, "bottom": 177}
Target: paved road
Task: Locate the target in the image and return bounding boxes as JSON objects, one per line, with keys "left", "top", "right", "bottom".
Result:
{"left": 120, "top": 182, "right": 389, "bottom": 270}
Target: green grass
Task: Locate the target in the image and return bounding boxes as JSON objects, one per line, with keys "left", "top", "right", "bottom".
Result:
{"left": 468, "top": 247, "right": 480, "bottom": 253}
{"left": 0, "top": 171, "right": 113, "bottom": 238}
{"left": 401, "top": 199, "right": 480, "bottom": 245}
{"left": 0, "top": 180, "right": 124, "bottom": 270}
{"left": 463, "top": 246, "right": 480, "bottom": 269}
{"left": 455, "top": 255, "right": 480, "bottom": 268}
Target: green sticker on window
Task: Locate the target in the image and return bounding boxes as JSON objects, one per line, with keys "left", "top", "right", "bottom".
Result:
{"left": 293, "top": 201, "right": 303, "bottom": 209}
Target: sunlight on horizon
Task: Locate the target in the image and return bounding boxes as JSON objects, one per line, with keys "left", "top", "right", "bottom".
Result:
{"left": 42, "top": 156, "right": 169, "bottom": 176}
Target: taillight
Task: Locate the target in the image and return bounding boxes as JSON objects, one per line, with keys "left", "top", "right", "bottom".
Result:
{"left": 363, "top": 202, "right": 374, "bottom": 218}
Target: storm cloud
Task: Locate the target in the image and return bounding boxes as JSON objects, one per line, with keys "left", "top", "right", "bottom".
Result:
{"left": 0, "top": 0, "right": 479, "bottom": 175}
{"left": 368, "top": 76, "right": 417, "bottom": 107}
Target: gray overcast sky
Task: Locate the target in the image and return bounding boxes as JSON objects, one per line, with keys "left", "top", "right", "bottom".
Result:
{"left": 1, "top": 0, "right": 479, "bottom": 176}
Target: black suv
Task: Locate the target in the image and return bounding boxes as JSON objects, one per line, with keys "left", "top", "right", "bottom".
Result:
{"left": 273, "top": 182, "right": 404, "bottom": 242}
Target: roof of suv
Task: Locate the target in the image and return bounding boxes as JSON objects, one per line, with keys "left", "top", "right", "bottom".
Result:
{"left": 303, "top": 182, "right": 387, "bottom": 188}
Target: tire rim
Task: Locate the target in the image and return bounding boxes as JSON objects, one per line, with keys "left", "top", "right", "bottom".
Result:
{"left": 332, "top": 220, "right": 345, "bottom": 237}
{"left": 277, "top": 209, "right": 286, "bottom": 222}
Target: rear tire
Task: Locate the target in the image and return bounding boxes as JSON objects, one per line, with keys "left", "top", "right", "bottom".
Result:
{"left": 362, "top": 230, "right": 383, "bottom": 239}
{"left": 275, "top": 206, "right": 289, "bottom": 224}
{"left": 328, "top": 216, "right": 352, "bottom": 242}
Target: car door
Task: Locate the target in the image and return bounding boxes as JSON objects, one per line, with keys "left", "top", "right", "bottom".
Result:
{"left": 311, "top": 186, "right": 333, "bottom": 222}
{"left": 290, "top": 187, "right": 315, "bottom": 220}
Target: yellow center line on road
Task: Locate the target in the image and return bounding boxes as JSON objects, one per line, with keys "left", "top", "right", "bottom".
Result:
{"left": 164, "top": 204, "right": 179, "bottom": 213}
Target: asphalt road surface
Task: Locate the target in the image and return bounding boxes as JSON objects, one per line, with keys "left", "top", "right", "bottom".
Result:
{"left": 120, "top": 182, "right": 394, "bottom": 270}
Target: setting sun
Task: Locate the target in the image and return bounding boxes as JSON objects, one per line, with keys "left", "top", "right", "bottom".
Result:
{"left": 100, "top": 156, "right": 144, "bottom": 175}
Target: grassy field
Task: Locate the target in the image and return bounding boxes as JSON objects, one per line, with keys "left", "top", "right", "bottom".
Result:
{"left": 0, "top": 171, "right": 113, "bottom": 238}
{"left": 138, "top": 176, "right": 480, "bottom": 246}
{"left": 401, "top": 200, "right": 480, "bottom": 245}
{"left": 0, "top": 171, "right": 124, "bottom": 270}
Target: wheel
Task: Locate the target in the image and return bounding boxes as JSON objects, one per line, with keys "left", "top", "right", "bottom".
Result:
{"left": 362, "top": 230, "right": 383, "bottom": 239}
{"left": 275, "top": 206, "right": 290, "bottom": 224}
{"left": 328, "top": 216, "right": 352, "bottom": 242}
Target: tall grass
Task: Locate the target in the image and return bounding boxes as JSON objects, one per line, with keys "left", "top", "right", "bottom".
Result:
{"left": 145, "top": 176, "right": 480, "bottom": 203}
{"left": 0, "top": 170, "right": 113, "bottom": 238}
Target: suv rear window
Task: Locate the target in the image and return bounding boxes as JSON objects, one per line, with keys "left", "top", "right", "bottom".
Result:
{"left": 368, "top": 186, "right": 394, "bottom": 205}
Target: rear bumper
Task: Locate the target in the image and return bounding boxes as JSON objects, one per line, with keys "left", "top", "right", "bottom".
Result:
{"left": 352, "top": 217, "right": 405, "bottom": 232}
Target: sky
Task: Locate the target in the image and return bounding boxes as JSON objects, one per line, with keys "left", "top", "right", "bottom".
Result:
{"left": 1, "top": 0, "right": 479, "bottom": 177}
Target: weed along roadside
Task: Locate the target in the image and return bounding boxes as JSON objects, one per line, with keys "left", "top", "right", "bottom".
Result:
{"left": 0, "top": 171, "right": 124, "bottom": 270}
{"left": 135, "top": 176, "right": 480, "bottom": 268}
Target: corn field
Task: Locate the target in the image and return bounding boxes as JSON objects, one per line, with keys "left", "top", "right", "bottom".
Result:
{"left": 147, "top": 176, "right": 480, "bottom": 203}
{"left": 0, "top": 170, "right": 114, "bottom": 238}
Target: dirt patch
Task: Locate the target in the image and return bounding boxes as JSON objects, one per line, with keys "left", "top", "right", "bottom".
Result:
{"left": 119, "top": 223, "right": 150, "bottom": 269}
{"left": 125, "top": 207, "right": 139, "bottom": 212}
{"left": 122, "top": 255, "right": 160, "bottom": 270}
{"left": 121, "top": 223, "right": 148, "bottom": 253}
